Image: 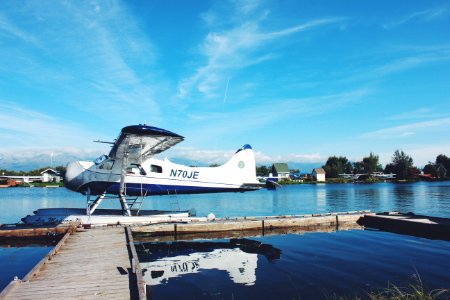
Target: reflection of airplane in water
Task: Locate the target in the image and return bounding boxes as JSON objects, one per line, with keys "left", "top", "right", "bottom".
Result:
{"left": 137, "top": 239, "right": 281, "bottom": 286}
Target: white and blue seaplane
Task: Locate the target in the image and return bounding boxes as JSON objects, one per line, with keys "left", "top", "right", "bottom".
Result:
{"left": 22, "top": 125, "right": 262, "bottom": 225}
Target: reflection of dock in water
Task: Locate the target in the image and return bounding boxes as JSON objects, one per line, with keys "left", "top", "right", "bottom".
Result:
{"left": 138, "top": 238, "right": 281, "bottom": 286}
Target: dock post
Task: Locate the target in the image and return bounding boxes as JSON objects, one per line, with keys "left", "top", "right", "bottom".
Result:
{"left": 336, "top": 215, "right": 339, "bottom": 230}
{"left": 262, "top": 220, "right": 265, "bottom": 236}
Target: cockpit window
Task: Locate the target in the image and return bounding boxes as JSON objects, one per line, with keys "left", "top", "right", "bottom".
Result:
{"left": 94, "top": 155, "right": 108, "bottom": 165}
{"left": 98, "top": 159, "right": 115, "bottom": 170}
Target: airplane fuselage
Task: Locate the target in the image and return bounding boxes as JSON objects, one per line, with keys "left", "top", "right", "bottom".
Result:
{"left": 64, "top": 145, "right": 261, "bottom": 196}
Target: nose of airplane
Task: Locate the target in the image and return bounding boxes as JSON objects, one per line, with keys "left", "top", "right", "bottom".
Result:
{"left": 64, "top": 161, "right": 85, "bottom": 192}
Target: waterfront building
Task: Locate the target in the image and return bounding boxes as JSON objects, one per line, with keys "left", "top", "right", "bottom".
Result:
{"left": 40, "top": 168, "right": 62, "bottom": 183}
{"left": 312, "top": 168, "right": 326, "bottom": 182}
{"left": 271, "top": 163, "right": 290, "bottom": 180}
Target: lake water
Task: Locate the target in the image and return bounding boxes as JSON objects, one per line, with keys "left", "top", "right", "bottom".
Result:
{"left": 137, "top": 231, "right": 450, "bottom": 300}
{"left": 1, "top": 182, "right": 450, "bottom": 296}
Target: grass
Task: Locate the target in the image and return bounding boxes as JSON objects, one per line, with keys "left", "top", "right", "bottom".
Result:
{"left": 368, "top": 276, "right": 449, "bottom": 300}
{"left": 325, "top": 273, "right": 449, "bottom": 300}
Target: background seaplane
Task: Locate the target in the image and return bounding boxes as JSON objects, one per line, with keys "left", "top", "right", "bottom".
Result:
{"left": 23, "top": 125, "right": 262, "bottom": 225}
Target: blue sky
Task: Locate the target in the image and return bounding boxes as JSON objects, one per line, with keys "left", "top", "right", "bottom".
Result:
{"left": 0, "top": 0, "right": 449, "bottom": 170}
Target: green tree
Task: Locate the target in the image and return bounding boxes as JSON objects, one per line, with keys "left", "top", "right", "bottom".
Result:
{"left": 322, "top": 156, "right": 352, "bottom": 178}
{"left": 423, "top": 163, "right": 437, "bottom": 177}
{"left": 435, "top": 154, "right": 450, "bottom": 178}
{"left": 256, "top": 165, "right": 270, "bottom": 176}
{"left": 362, "top": 152, "right": 382, "bottom": 173}
{"left": 385, "top": 150, "right": 414, "bottom": 180}
{"left": 352, "top": 161, "right": 364, "bottom": 174}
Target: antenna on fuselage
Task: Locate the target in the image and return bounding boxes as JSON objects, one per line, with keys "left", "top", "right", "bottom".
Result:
{"left": 93, "top": 140, "right": 115, "bottom": 144}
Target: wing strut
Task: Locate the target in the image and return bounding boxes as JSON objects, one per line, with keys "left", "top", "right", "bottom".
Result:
{"left": 119, "top": 194, "right": 131, "bottom": 216}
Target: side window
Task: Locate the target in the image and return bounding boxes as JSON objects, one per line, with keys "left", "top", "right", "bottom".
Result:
{"left": 127, "top": 163, "right": 147, "bottom": 175}
{"left": 151, "top": 165, "right": 163, "bottom": 173}
{"left": 99, "top": 160, "right": 115, "bottom": 170}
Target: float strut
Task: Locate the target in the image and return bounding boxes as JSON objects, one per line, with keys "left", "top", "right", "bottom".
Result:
{"left": 89, "top": 193, "right": 106, "bottom": 215}
{"left": 119, "top": 194, "right": 132, "bottom": 216}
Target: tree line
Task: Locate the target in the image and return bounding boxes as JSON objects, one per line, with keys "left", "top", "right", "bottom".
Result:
{"left": 323, "top": 150, "right": 450, "bottom": 180}
{"left": 0, "top": 166, "right": 66, "bottom": 176}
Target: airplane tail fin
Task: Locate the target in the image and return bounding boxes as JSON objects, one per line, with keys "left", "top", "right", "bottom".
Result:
{"left": 221, "top": 144, "right": 259, "bottom": 186}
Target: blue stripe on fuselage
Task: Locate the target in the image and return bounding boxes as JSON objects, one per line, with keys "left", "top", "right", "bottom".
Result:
{"left": 81, "top": 182, "right": 253, "bottom": 196}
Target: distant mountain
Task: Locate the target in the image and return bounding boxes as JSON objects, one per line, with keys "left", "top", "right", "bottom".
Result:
{"left": 1, "top": 149, "right": 324, "bottom": 174}
{"left": 0, "top": 150, "right": 100, "bottom": 172}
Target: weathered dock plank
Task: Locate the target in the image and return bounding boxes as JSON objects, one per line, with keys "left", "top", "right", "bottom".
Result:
{"left": 1, "top": 227, "right": 135, "bottom": 300}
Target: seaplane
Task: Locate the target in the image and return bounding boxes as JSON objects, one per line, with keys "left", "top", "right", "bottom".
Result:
{"left": 22, "top": 125, "right": 262, "bottom": 225}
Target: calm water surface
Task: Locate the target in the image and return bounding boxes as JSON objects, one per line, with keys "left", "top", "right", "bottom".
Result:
{"left": 138, "top": 230, "right": 450, "bottom": 300}
{"left": 1, "top": 182, "right": 450, "bottom": 295}
{"left": 1, "top": 181, "right": 450, "bottom": 225}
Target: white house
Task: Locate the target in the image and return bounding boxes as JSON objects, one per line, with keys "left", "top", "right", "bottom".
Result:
{"left": 40, "top": 169, "right": 62, "bottom": 183}
{"left": 271, "top": 163, "right": 290, "bottom": 180}
{"left": 312, "top": 168, "right": 326, "bottom": 182}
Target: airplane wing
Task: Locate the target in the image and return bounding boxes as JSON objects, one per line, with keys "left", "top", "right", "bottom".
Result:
{"left": 108, "top": 125, "right": 184, "bottom": 161}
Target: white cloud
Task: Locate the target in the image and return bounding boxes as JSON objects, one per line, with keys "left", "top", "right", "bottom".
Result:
{"left": 0, "top": 147, "right": 102, "bottom": 170}
{"left": 0, "top": 12, "right": 39, "bottom": 45}
{"left": 0, "top": 102, "right": 106, "bottom": 150}
{"left": 0, "top": 102, "right": 109, "bottom": 170}
{"left": 377, "top": 143, "right": 450, "bottom": 167}
{"left": 360, "top": 117, "right": 450, "bottom": 139}
{"left": 385, "top": 108, "right": 447, "bottom": 121}
{"left": 178, "top": 4, "right": 343, "bottom": 99}
{"left": 383, "top": 6, "right": 448, "bottom": 29}
{"left": 238, "top": 0, "right": 261, "bottom": 15}
{"left": 163, "top": 146, "right": 322, "bottom": 166}
{"left": 376, "top": 52, "right": 450, "bottom": 76}
{"left": 184, "top": 88, "right": 369, "bottom": 143}
{"left": 0, "top": 1, "right": 161, "bottom": 121}
{"left": 255, "top": 151, "right": 323, "bottom": 164}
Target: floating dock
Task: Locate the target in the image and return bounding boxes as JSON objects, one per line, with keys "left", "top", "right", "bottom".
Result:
{"left": 20, "top": 208, "right": 194, "bottom": 227}
{"left": 358, "top": 211, "right": 450, "bottom": 241}
{"left": 1, "top": 211, "right": 449, "bottom": 299}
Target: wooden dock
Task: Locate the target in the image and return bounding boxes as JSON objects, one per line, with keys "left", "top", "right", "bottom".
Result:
{"left": 2, "top": 210, "right": 450, "bottom": 299}
{"left": 0, "top": 227, "right": 145, "bottom": 300}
